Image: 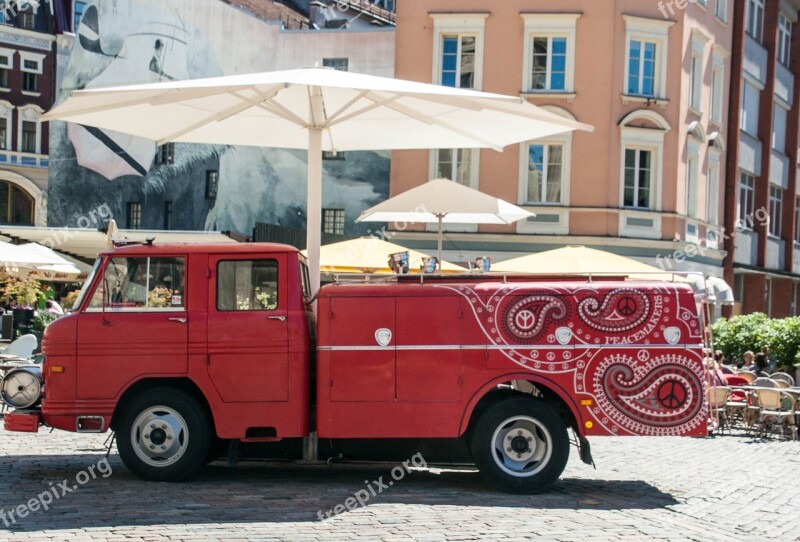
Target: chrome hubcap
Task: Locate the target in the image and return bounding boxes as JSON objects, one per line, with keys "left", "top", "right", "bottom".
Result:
{"left": 491, "top": 415, "right": 552, "bottom": 477}
{"left": 131, "top": 406, "right": 189, "bottom": 467}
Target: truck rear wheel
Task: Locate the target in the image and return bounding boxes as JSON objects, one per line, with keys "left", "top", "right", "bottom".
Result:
{"left": 116, "top": 388, "right": 211, "bottom": 482}
{"left": 469, "top": 396, "right": 569, "bottom": 494}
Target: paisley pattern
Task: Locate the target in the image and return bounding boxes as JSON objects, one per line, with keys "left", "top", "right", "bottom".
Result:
{"left": 435, "top": 281, "right": 707, "bottom": 437}
{"left": 502, "top": 295, "right": 568, "bottom": 343}
{"left": 578, "top": 288, "right": 651, "bottom": 333}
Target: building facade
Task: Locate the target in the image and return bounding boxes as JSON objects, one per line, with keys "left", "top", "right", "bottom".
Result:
{"left": 391, "top": 1, "right": 733, "bottom": 286}
{"left": 724, "top": 0, "right": 800, "bottom": 317}
{"left": 46, "top": 0, "right": 395, "bottom": 239}
{"left": 0, "top": 0, "right": 75, "bottom": 228}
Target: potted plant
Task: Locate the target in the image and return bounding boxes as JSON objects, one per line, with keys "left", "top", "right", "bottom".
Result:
{"left": 1, "top": 275, "right": 42, "bottom": 337}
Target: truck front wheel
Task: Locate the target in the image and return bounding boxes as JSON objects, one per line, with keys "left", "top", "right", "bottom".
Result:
{"left": 469, "top": 396, "right": 569, "bottom": 494}
{"left": 116, "top": 388, "right": 211, "bottom": 482}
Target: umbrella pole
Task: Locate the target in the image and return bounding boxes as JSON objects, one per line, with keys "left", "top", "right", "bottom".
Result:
{"left": 437, "top": 213, "right": 443, "bottom": 274}
{"left": 306, "top": 127, "right": 323, "bottom": 299}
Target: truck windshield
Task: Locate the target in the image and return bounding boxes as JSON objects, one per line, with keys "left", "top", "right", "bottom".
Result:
{"left": 71, "top": 258, "right": 103, "bottom": 311}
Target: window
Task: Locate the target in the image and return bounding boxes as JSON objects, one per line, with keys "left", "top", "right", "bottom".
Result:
{"left": 0, "top": 118, "right": 6, "bottom": 150}
{"left": 126, "top": 202, "right": 142, "bottom": 229}
{"left": 163, "top": 201, "right": 172, "bottom": 230}
{"left": 627, "top": 40, "right": 657, "bottom": 97}
{"left": 0, "top": 181, "right": 35, "bottom": 225}
{"left": 710, "top": 57, "right": 724, "bottom": 123}
{"left": 746, "top": 0, "right": 765, "bottom": 43}
{"left": 773, "top": 105, "right": 788, "bottom": 153}
{"left": 795, "top": 197, "right": 800, "bottom": 243}
{"left": 431, "top": 14, "right": 487, "bottom": 90}
{"left": 435, "top": 148, "right": 476, "bottom": 187}
{"left": 322, "top": 58, "right": 348, "bottom": 71}
{"left": 707, "top": 163, "right": 720, "bottom": 225}
{"left": 698, "top": 0, "right": 708, "bottom": 7}
{"left": 623, "top": 148, "right": 652, "bottom": 209}
{"left": 0, "top": 51, "right": 11, "bottom": 88}
{"left": 154, "top": 143, "right": 174, "bottom": 165}
{"left": 217, "top": 259, "right": 278, "bottom": 311}
{"left": 525, "top": 143, "right": 563, "bottom": 204}
{"left": 686, "top": 154, "right": 699, "bottom": 218}
{"left": 779, "top": 13, "right": 792, "bottom": 66}
{"left": 91, "top": 257, "right": 186, "bottom": 310}
{"left": 741, "top": 81, "right": 760, "bottom": 136}
{"left": 19, "top": 8, "right": 34, "bottom": 30}
{"left": 22, "top": 72, "right": 38, "bottom": 93}
{"left": 521, "top": 14, "right": 579, "bottom": 93}
{"left": 74, "top": 1, "right": 86, "bottom": 32}
{"left": 205, "top": 170, "right": 218, "bottom": 199}
{"left": 19, "top": 52, "right": 44, "bottom": 95}
{"left": 441, "top": 35, "right": 476, "bottom": 88}
{"left": 738, "top": 172, "right": 755, "bottom": 228}
{"left": 690, "top": 51, "right": 702, "bottom": 111}
{"left": 322, "top": 208, "right": 345, "bottom": 235}
{"left": 715, "top": 0, "right": 728, "bottom": 22}
{"left": 769, "top": 185, "right": 783, "bottom": 237}
{"left": 21, "top": 121, "right": 36, "bottom": 153}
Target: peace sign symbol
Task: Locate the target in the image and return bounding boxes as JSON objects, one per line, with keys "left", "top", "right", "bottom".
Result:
{"left": 515, "top": 310, "right": 536, "bottom": 331}
{"left": 657, "top": 381, "right": 687, "bottom": 410}
{"left": 617, "top": 296, "right": 637, "bottom": 317}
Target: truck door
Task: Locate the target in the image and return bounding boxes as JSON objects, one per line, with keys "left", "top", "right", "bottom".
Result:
{"left": 207, "top": 254, "right": 289, "bottom": 402}
{"left": 76, "top": 256, "right": 188, "bottom": 400}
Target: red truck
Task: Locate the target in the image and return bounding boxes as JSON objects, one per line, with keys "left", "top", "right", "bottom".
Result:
{"left": 1, "top": 243, "right": 708, "bottom": 493}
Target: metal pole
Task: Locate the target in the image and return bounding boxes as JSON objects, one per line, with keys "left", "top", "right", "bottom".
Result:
{"left": 437, "top": 213, "right": 443, "bottom": 274}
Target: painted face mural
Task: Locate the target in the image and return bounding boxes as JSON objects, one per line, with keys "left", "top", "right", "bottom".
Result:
{"left": 49, "top": 0, "right": 390, "bottom": 235}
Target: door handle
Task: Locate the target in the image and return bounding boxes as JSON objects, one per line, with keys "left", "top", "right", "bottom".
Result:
{"left": 268, "top": 315, "right": 286, "bottom": 322}
{"left": 168, "top": 317, "right": 187, "bottom": 324}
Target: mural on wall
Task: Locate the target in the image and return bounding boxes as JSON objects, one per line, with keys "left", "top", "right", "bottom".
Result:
{"left": 48, "top": 0, "right": 390, "bottom": 237}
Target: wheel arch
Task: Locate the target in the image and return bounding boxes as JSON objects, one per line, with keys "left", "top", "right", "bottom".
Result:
{"left": 459, "top": 374, "right": 584, "bottom": 438}
{"left": 110, "top": 377, "right": 216, "bottom": 436}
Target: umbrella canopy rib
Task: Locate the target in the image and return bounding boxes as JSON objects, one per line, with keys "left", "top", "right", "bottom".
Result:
{"left": 325, "top": 92, "right": 401, "bottom": 128}
{"left": 257, "top": 98, "right": 309, "bottom": 128}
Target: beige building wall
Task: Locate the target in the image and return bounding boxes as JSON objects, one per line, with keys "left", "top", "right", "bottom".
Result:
{"left": 391, "top": 0, "right": 734, "bottom": 277}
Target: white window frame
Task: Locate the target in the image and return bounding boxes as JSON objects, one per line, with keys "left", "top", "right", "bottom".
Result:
{"left": 741, "top": 78, "right": 761, "bottom": 137}
{"left": 521, "top": 13, "right": 580, "bottom": 94}
{"left": 738, "top": 171, "right": 756, "bottom": 230}
{"left": 779, "top": 12, "right": 792, "bottom": 66}
{"left": 795, "top": 196, "right": 800, "bottom": 244}
{"left": 430, "top": 148, "right": 480, "bottom": 189}
{"left": 746, "top": 0, "right": 765, "bottom": 43}
{"left": 431, "top": 13, "right": 487, "bottom": 90}
{"left": 16, "top": 104, "right": 43, "bottom": 155}
{"left": 519, "top": 138, "right": 571, "bottom": 206}
{"left": 690, "top": 32, "right": 709, "bottom": 113}
{"left": 769, "top": 184, "right": 783, "bottom": 237}
{"left": 0, "top": 100, "right": 13, "bottom": 151}
{"left": 715, "top": 0, "right": 728, "bottom": 22}
{"left": 623, "top": 16, "right": 674, "bottom": 100}
{"left": 707, "top": 152, "right": 721, "bottom": 227}
{"left": 19, "top": 51, "right": 45, "bottom": 97}
{"left": 686, "top": 141, "right": 701, "bottom": 219}
{"left": 710, "top": 48, "right": 727, "bottom": 124}
{"left": 0, "top": 47, "right": 14, "bottom": 91}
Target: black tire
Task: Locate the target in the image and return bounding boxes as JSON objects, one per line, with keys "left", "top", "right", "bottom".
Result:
{"left": 116, "top": 388, "right": 211, "bottom": 482}
{"left": 469, "top": 395, "right": 569, "bottom": 494}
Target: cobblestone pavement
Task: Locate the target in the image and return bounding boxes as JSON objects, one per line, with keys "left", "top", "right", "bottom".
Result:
{"left": 1, "top": 426, "right": 799, "bottom": 541}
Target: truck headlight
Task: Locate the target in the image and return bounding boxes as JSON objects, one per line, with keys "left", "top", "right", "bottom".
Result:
{"left": 1, "top": 367, "right": 43, "bottom": 409}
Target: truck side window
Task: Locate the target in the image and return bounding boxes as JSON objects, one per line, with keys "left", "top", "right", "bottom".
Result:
{"left": 217, "top": 259, "right": 278, "bottom": 311}
{"left": 87, "top": 257, "right": 185, "bottom": 311}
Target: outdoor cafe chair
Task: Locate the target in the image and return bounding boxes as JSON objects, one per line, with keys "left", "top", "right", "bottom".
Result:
{"left": 737, "top": 371, "right": 758, "bottom": 383}
{"left": 771, "top": 372, "right": 795, "bottom": 386}
{"left": 751, "top": 377, "right": 779, "bottom": 388}
{"left": 708, "top": 386, "right": 730, "bottom": 434}
{"left": 754, "top": 388, "right": 798, "bottom": 441}
{"left": 0, "top": 334, "right": 37, "bottom": 360}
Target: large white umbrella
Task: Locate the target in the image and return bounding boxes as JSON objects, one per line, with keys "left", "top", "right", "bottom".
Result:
{"left": 0, "top": 242, "right": 85, "bottom": 281}
{"left": 42, "top": 67, "right": 592, "bottom": 294}
{"left": 356, "top": 178, "right": 534, "bottom": 266}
